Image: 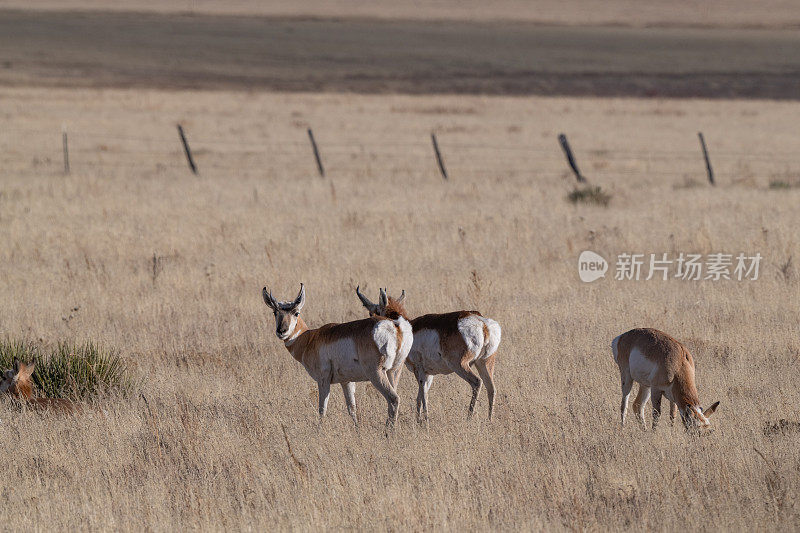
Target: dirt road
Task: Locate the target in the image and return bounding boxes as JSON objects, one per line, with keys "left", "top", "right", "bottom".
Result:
{"left": 1, "top": 10, "right": 799, "bottom": 98}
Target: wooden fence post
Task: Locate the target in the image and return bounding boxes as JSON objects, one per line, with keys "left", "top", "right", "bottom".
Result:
{"left": 698, "top": 132, "right": 714, "bottom": 185}
{"left": 558, "top": 133, "right": 586, "bottom": 183}
{"left": 62, "top": 125, "right": 70, "bottom": 175}
{"left": 307, "top": 128, "right": 325, "bottom": 177}
{"left": 177, "top": 124, "right": 198, "bottom": 175}
{"left": 431, "top": 133, "right": 448, "bottom": 180}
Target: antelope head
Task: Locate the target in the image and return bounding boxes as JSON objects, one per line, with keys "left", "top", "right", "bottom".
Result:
{"left": 262, "top": 284, "right": 306, "bottom": 341}
{"left": 680, "top": 401, "right": 720, "bottom": 430}
{"left": 0, "top": 368, "right": 14, "bottom": 393}
{"left": 0, "top": 359, "right": 35, "bottom": 399}
{"left": 355, "top": 286, "right": 405, "bottom": 319}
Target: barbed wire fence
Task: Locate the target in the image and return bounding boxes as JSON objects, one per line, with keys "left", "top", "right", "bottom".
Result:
{"left": 2, "top": 124, "right": 799, "bottom": 186}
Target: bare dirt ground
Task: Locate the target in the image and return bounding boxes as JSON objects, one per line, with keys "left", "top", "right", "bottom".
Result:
{"left": 1, "top": 10, "right": 800, "bottom": 98}
{"left": 1, "top": 87, "right": 799, "bottom": 529}
{"left": 3, "top": 0, "right": 800, "bottom": 29}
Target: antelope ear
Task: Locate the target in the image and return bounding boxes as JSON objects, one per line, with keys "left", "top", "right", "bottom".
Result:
{"left": 703, "top": 401, "right": 720, "bottom": 417}
{"left": 13, "top": 357, "right": 20, "bottom": 372}
{"left": 22, "top": 361, "right": 35, "bottom": 379}
{"left": 396, "top": 290, "right": 406, "bottom": 304}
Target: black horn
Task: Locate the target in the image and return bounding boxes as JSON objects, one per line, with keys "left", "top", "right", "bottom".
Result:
{"left": 292, "top": 283, "right": 306, "bottom": 310}
{"left": 262, "top": 287, "right": 277, "bottom": 309}
{"left": 356, "top": 285, "right": 376, "bottom": 308}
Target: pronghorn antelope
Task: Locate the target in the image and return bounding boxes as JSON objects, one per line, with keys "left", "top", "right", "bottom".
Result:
{"left": 612, "top": 328, "right": 719, "bottom": 430}
{"left": 356, "top": 287, "right": 501, "bottom": 421}
{"left": 0, "top": 359, "right": 78, "bottom": 413}
{"left": 262, "top": 284, "right": 412, "bottom": 426}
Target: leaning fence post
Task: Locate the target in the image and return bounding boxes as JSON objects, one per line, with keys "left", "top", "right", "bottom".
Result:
{"left": 558, "top": 133, "right": 586, "bottom": 183}
{"left": 177, "top": 124, "right": 198, "bottom": 175}
{"left": 698, "top": 132, "right": 714, "bottom": 185}
{"left": 62, "top": 125, "right": 70, "bottom": 175}
{"left": 431, "top": 133, "right": 448, "bottom": 180}
{"left": 307, "top": 128, "right": 325, "bottom": 177}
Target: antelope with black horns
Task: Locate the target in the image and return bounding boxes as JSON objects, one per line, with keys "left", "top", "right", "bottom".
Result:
{"left": 356, "top": 286, "right": 501, "bottom": 421}
{"left": 263, "top": 284, "right": 412, "bottom": 426}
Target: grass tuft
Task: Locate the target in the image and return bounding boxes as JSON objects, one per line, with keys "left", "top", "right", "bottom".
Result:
{"left": 673, "top": 176, "right": 704, "bottom": 189}
{"left": 0, "top": 340, "right": 135, "bottom": 400}
{"left": 567, "top": 185, "right": 611, "bottom": 207}
{"left": 769, "top": 180, "right": 796, "bottom": 190}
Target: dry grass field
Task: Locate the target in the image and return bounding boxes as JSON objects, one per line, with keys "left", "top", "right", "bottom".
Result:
{"left": 1, "top": 87, "right": 800, "bottom": 530}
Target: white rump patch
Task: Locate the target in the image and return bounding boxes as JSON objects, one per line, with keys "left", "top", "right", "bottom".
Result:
{"left": 394, "top": 317, "right": 414, "bottom": 369}
{"left": 373, "top": 319, "right": 399, "bottom": 370}
{"left": 457, "top": 315, "right": 486, "bottom": 363}
{"left": 478, "top": 317, "right": 501, "bottom": 360}
{"left": 629, "top": 346, "right": 659, "bottom": 385}
{"left": 456, "top": 315, "right": 501, "bottom": 362}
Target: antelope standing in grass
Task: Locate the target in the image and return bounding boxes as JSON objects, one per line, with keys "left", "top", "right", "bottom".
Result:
{"left": 0, "top": 360, "right": 77, "bottom": 413}
{"left": 356, "top": 287, "right": 501, "bottom": 421}
{"left": 612, "top": 328, "right": 719, "bottom": 430}
{"left": 262, "top": 284, "right": 412, "bottom": 426}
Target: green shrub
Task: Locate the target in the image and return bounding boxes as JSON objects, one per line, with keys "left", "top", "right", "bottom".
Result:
{"left": 567, "top": 185, "right": 611, "bottom": 207}
{"left": 0, "top": 340, "right": 134, "bottom": 400}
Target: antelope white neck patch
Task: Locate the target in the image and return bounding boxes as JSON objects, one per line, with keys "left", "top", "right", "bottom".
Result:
{"left": 285, "top": 327, "right": 303, "bottom": 346}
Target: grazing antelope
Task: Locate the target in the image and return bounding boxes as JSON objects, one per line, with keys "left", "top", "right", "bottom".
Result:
{"left": 356, "top": 287, "right": 501, "bottom": 421}
{"left": 612, "top": 328, "right": 719, "bottom": 430}
{"left": 0, "top": 359, "right": 78, "bottom": 413}
{"left": 262, "top": 284, "right": 412, "bottom": 426}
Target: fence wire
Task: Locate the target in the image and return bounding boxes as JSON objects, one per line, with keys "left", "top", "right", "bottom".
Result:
{"left": 1, "top": 125, "right": 798, "bottom": 183}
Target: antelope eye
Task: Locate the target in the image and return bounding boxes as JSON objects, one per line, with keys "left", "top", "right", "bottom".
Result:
{"left": 293, "top": 312, "right": 300, "bottom": 317}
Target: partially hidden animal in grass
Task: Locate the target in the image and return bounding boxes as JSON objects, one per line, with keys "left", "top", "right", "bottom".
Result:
{"left": 0, "top": 359, "right": 78, "bottom": 413}
{"left": 612, "top": 328, "right": 719, "bottom": 430}
{"left": 262, "top": 283, "right": 412, "bottom": 426}
{"left": 355, "top": 287, "right": 501, "bottom": 421}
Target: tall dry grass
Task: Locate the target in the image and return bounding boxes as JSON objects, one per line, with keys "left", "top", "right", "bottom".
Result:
{"left": 0, "top": 87, "right": 799, "bottom": 530}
